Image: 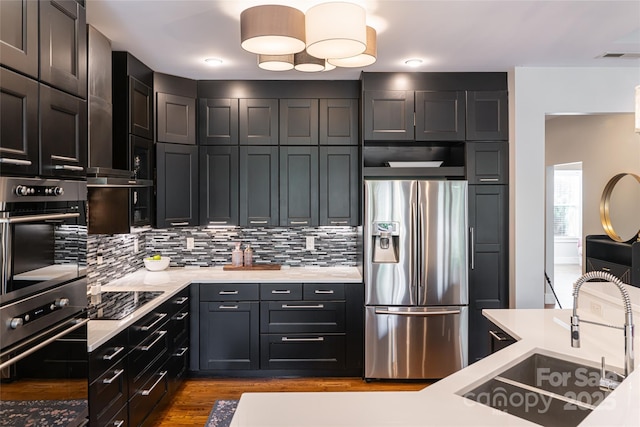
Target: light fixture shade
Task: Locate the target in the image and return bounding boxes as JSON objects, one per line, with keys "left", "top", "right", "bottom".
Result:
{"left": 635, "top": 85, "right": 640, "bottom": 133}
{"left": 323, "top": 60, "right": 336, "bottom": 71}
{"left": 294, "top": 51, "right": 325, "bottom": 72}
{"left": 305, "top": 2, "right": 366, "bottom": 59}
{"left": 258, "top": 54, "right": 294, "bottom": 71}
{"left": 328, "top": 26, "right": 377, "bottom": 68}
{"left": 240, "top": 5, "right": 305, "bottom": 55}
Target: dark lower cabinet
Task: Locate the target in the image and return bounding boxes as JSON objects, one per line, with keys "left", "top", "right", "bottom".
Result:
{"left": 260, "top": 334, "right": 346, "bottom": 370}
{"left": 488, "top": 323, "right": 516, "bottom": 354}
{"left": 319, "top": 146, "right": 359, "bottom": 226}
{"left": 0, "top": 0, "right": 39, "bottom": 78}
{"left": 156, "top": 143, "right": 199, "bottom": 227}
{"left": 279, "top": 146, "right": 319, "bottom": 226}
{"left": 40, "top": 83, "right": 87, "bottom": 178}
{"left": 468, "top": 185, "right": 508, "bottom": 362}
{"left": 199, "top": 146, "right": 239, "bottom": 226}
{"left": 0, "top": 67, "right": 39, "bottom": 176}
{"left": 239, "top": 145, "right": 279, "bottom": 226}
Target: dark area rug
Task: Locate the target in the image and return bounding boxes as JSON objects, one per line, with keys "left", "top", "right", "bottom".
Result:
{"left": 205, "top": 399, "right": 239, "bottom": 427}
{"left": 0, "top": 399, "right": 87, "bottom": 426}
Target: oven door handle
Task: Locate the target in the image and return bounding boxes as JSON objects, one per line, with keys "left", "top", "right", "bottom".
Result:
{"left": 0, "top": 318, "right": 89, "bottom": 370}
{"left": 0, "top": 212, "right": 80, "bottom": 224}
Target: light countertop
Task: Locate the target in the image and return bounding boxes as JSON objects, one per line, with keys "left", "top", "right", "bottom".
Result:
{"left": 230, "top": 283, "right": 640, "bottom": 426}
{"left": 87, "top": 266, "right": 362, "bottom": 351}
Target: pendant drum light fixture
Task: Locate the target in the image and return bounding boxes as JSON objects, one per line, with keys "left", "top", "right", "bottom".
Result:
{"left": 294, "top": 50, "right": 325, "bottom": 72}
{"left": 240, "top": 5, "right": 306, "bottom": 55}
{"left": 328, "top": 26, "right": 377, "bottom": 68}
{"left": 258, "top": 54, "right": 294, "bottom": 71}
{"left": 305, "top": 2, "right": 367, "bottom": 59}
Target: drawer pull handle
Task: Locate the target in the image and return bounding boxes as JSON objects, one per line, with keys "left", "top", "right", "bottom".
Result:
{"left": 103, "top": 346, "right": 125, "bottom": 361}
{"left": 54, "top": 164, "right": 84, "bottom": 171}
{"left": 271, "top": 290, "right": 291, "bottom": 294}
{"left": 290, "top": 221, "right": 308, "bottom": 225}
{"left": 314, "top": 290, "right": 334, "bottom": 294}
{"left": 330, "top": 220, "right": 348, "bottom": 225}
{"left": 138, "top": 330, "right": 167, "bottom": 351}
{"left": 250, "top": 220, "right": 268, "bottom": 224}
{"left": 0, "top": 158, "right": 32, "bottom": 166}
{"left": 139, "top": 313, "right": 167, "bottom": 331}
{"left": 174, "top": 312, "right": 189, "bottom": 321}
{"left": 173, "top": 347, "right": 189, "bottom": 357}
{"left": 209, "top": 221, "right": 228, "bottom": 225}
{"left": 602, "top": 267, "right": 611, "bottom": 272}
{"left": 219, "top": 304, "right": 239, "bottom": 309}
{"left": 479, "top": 178, "right": 500, "bottom": 182}
{"left": 113, "top": 421, "right": 125, "bottom": 427}
{"left": 281, "top": 337, "right": 324, "bottom": 342}
{"left": 174, "top": 296, "right": 188, "bottom": 305}
{"left": 170, "top": 221, "right": 189, "bottom": 226}
{"left": 102, "top": 369, "right": 125, "bottom": 384}
{"left": 282, "top": 304, "right": 324, "bottom": 309}
{"left": 489, "top": 330, "right": 512, "bottom": 342}
{"left": 141, "top": 370, "right": 167, "bottom": 396}
{"left": 219, "top": 290, "right": 239, "bottom": 295}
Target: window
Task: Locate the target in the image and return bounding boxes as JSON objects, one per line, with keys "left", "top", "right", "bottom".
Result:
{"left": 553, "top": 169, "right": 582, "bottom": 238}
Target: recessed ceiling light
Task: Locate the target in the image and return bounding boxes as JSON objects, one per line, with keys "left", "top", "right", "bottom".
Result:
{"left": 404, "top": 58, "right": 423, "bottom": 67}
{"left": 205, "top": 58, "right": 223, "bottom": 66}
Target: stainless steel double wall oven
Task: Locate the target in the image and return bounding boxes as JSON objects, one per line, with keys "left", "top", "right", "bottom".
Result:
{"left": 0, "top": 176, "right": 89, "bottom": 426}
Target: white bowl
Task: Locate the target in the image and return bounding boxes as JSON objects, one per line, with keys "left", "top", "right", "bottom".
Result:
{"left": 144, "top": 256, "right": 170, "bottom": 271}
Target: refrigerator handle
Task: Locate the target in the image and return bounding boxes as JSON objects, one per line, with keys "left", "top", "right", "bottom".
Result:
{"left": 411, "top": 201, "right": 418, "bottom": 290}
{"left": 375, "top": 309, "right": 461, "bottom": 316}
{"left": 469, "top": 226, "right": 475, "bottom": 270}
{"left": 418, "top": 202, "right": 425, "bottom": 290}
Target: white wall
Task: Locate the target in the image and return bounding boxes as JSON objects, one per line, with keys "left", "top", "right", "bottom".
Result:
{"left": 509, "top": 67, "right": 640, "bottom": 309}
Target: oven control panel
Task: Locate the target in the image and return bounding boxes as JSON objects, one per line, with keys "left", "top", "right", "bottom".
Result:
{"left": 15, "top": 184, "right": 65, "bottom": 197}
{"left": 9, "top": 298, "right": 71, "bottom": 329}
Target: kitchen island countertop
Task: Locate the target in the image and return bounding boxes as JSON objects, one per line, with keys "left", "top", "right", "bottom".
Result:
{"left": 88, "top": 265, "right": 361, "bottom": 351}
{"left": 230, "top": 286, "right": 640, "bottom": 426}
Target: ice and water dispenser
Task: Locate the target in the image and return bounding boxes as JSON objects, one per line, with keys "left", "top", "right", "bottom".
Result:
{"left": 371, "top": 221, "right": 400, "bottom": 263}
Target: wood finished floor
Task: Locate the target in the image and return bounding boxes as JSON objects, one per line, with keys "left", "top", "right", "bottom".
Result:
{"left": 154, "top": 377, "right": 430, "bottom": 427}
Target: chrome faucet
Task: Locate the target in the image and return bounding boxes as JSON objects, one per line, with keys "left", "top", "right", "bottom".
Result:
{"left": 570, "top": 271, "right": 634, "bottom": 389}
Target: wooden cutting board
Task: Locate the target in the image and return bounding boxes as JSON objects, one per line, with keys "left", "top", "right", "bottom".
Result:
{"left": 222, "top": 264, "right": 281, "bottom": 271}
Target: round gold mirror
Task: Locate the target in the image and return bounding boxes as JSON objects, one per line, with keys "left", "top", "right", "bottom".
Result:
{"left": 600, "top": 173, "right": 640, "bottom": 242}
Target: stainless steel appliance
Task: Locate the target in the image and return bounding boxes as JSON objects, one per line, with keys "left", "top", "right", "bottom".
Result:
{"left": 364, "top": 179, "right": 468, "bottom": 379}
{"left": 0, "top": 176, "right": 89, "bottom": 426}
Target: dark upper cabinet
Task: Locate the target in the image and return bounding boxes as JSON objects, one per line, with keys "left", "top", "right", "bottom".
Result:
{"left": 468, "top": 185, "right": 508, "bottom": 362}
{"left": 466, "top": 141, "right": 508, "bottom": 184}
{"left": 0, "top": 0, "right": 39, "bottom": 78}
{"left": 279, "top": 99, "right": 319, "bottom": 145}
{"left": 363, "top": 90, "right": 414, "bottom": 141}
{"left": 319, "top": 146, "right": 359, "bottom": 226}
{"left": 40, "top": 0, "right": 87, "bottom": 99}
{"left": 129, "top": 77, "right": 153, "bottom": 139}
{"left": 319, "top": 99, "right": 358, "bottom": 145}
{"left": 0, "top": 68, "right": 39, "bottom": 176}
{"left": 239, "top": 145, "right": 279, "bottom": 226}
{"left": 156, "top": 143, "right": 198, "bottom": 228}
{"left": 280, "top": 146, "right": 319, "bottom": 226}
{"left": 200, "top": 146, "right": 239, "bottom": 226}
{"left": 239, "top": 99, "right": 279, "bottom": 145}
{"left": 466, "top": 91, "right": 508, "bottom": 141}
{"left": 415, "top": 91, "right": 465, "bottom": 141}
{"left": 199, "top": 98, "right": 239, "bottom": 145}
{"left": 39, "top": 84, "right": 87, "bottom": 178}
{"left": 157, "top": 92, "right": 196, "bottom": 144}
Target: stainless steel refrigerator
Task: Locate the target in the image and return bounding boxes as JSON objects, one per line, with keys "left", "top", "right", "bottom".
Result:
{"left": 364, "top": 179, "right": 468, "bottom": 380}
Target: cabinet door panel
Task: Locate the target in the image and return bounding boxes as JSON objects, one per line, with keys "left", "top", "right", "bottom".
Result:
{"left": 239, "top": 146, "right": 279, "bottom": 226}
{"left": 280, "top": 99, "right": 318, "bottom": 145}
{"left": 40, "top": 84, "right": 87, "bottom": 178}
{"left": 280, "top": 146, "right": 319, "bottom": 226}
{"left": 199, "top": 98, "right": 238, "bottom": 145}
{"left": 40, "top": 0, "right": 87, "bottom": 98}
{"left": 199, "top": 146, "right": 239, "bottom": 226}
{"left": 466, "top": 91, "right": 508, "bottom": 141}
{"left": 156, "top": 143, "right": 198, "bottom": 227}
{"left": 260, "top": 334, "right": 346, "bottom": 370}
{"left": 320, "top": 99, "right": 358, "bottom": 145}
{"left": 415, "top": 91, "right": 465, "bottom": 141}
{"left": 157, "top": 92, "right": 196, "bottom": 144}
{"left": 0, "top": 68, "right": 39, "bottom": 176}
{"left": 239, "top": 99, "right": 278, "bottom": 145}
{"left": 319, "top": 146, "right": 359, "bottom": 226}
{"left": 363, "top": 90, "right": 414, "bottom": 141}
{"left": 130, "top": 77, "right": 153, "bottom": 139}
{"left": 466, "top": 141, "right": 508, "bottom": 184}
{"left": 0, "top": 0, "right": 38, "bottom": 78}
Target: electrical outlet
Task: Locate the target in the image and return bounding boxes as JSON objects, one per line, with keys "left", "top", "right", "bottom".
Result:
{"left": 97, "top": 253, "right": 103, "bottom": 265}
{"left": 186, "top": 237, "right": 195, "bottom": 250}
{"left": 133, "top": 237, "right": 139, "bottom": 254}
{"left": 306, "top": 236, "right": 315, "bottom": 251}
{"left": 590, "top": 301, "right": 603, "bottom": 317}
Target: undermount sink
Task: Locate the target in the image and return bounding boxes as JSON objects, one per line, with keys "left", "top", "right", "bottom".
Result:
{"left": 461, "top": 353, "right": 623, "bottom": 427}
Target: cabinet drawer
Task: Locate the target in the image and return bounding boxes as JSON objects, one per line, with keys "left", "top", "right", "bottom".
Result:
{"left": 200, "top": 283, "right": 259, "bottom": 301}
{"left": 168, "top": 341, "right": 189, "bottom": 395}
{"left": 168, "top": 306, "right": 189, "bottom": 350}
{"left": 129, "top": 309, "right": 170, "bottom": 345}
{"left": 260, "top": 301, "right": 345, "bottom": 333}
{"left": 129, "top": 369, "right": 168, "bottom": 427}
{"left": 166, "top": 289, "right": 190, "bottom": 317}
{"left": 303, "top": 283, "right": 345, "bottom": 300}
{"left": 586, "top": 258, "right": 632, "bottom": 284}
{"left": 129, "top": 328, "right": 169, "bottom": 390}
{"left": 89, "top": 358, "right": 128, "bottom": 426}
{"left": 260, "top": 334, "right": 346, "bottom": 370}
{"left": 96, "top": 403, "right": 128, "bottom": 427}
{"left": 260, "top": 283, "right": 302, "bottom": 300}
{"left": 89, "top": 329, "right": 128, "bottom": 383}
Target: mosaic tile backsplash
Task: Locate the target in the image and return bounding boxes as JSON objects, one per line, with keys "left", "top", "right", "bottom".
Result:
{"left": 87, "top": 226, "right": 360, "bottom": 286}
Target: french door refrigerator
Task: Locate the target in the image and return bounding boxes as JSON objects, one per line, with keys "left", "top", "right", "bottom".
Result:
{"left": 364, "top": 179, "right": 468, "bottom": 379}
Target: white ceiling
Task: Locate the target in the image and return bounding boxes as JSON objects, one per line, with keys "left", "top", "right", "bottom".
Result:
{"left": 86, "top": 0, "right": 640, "bottom": 81}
